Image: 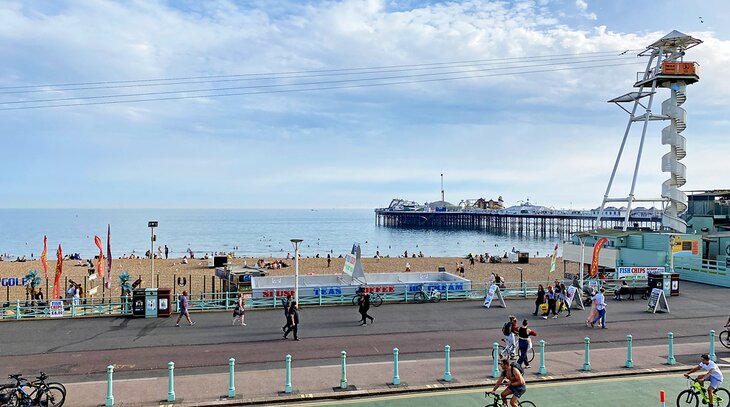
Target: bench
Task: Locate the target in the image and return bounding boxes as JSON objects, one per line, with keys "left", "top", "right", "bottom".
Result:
{"left": 615, "top": 286, "right": 650, "bottom": 301}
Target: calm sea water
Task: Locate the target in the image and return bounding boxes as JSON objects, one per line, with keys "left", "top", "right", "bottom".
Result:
{"left": 0, "top": 209, "right": 559, "bottom": 259}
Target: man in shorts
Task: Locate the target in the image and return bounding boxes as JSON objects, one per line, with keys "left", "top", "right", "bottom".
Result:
{"left": 175, "top": 290, "right": 195, "bottom": 327}
{"left": 489, "top": 358, "right": 526, "bottom": 407}
{"left": 685, "top": 354, "right": 724, "bottom": 406}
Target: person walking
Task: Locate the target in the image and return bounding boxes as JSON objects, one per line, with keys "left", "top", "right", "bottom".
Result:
{"left": 542, "top": 285, "right": 558, "bottom": 319}
{"left": 283, "top": 301, "right": 299, "bottom": 341}
{"left": 164, "top": 245, "right": 169, "bottom": 259}
{"left": 516, "top": 319, "right": 537, "bottom": 369}
{"left": 175, "top": 290, "right": 194, "bottom": 327}
{"left": 585, "top": 291, "right": 598, "bottom": 327}
{"left": 281, "top": 294, "right": 292, "bottom": 332}
{"left": 559, "top": 283, "right": 571, "bottom": 317}
{"left": 358, "top": 292, "right": 374, "bottom": 325}
{"left": 326, "top": 253, "right": 331, "bottom": 267}
{"left": 553, "top": 283, "right": 563, "bottom": 316}
{"left": 590, "top": 288, "right": 607, "bottom": 328}
{"left": 502, "top": 316, "right": 518, "bottom": 359}
{"left": 232, "top": 293, "right": 246, "bottom": 326}
{"left": 533, "top": 284, "right": 545, "bottom": 316}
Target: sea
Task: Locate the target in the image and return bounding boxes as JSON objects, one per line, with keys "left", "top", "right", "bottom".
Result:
{"left": 0, "top": 209, "right": 560, "bottom": 259}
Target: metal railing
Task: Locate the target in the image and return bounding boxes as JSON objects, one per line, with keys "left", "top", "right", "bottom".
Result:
{"left": 0, "top": 281, "right": 560, "bottom": 321}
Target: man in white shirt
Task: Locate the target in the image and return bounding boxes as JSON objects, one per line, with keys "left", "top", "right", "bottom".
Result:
{"left": 590, "top": 288, "right": 607, "bottom": 329}
{"left": 685, "top": 354, "right": 724, "bottom": 406}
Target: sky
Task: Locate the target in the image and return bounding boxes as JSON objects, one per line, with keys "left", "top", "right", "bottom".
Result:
{"left": 1, "top": 0, "right": 729, "bottom": 210}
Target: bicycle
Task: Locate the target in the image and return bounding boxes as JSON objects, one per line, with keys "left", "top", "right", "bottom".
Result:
{"left": 350, "top": 291, "right": 383, "bottom": 307}
{"left": 676, "top": 376, "right": 729, "bottom": 407}
{"left": 719, "top": 326, "right": 730, "bottom": 349}
{"left": 499, "top": 336, "right": 535, "bottom": 364}
{"left": 0, "top": 373, "right": 66, "bottom": 407}
{"left": 484, "top": 391, "right": 536, "bottom": 407}
{"left": 413, "top": 285, "right": 441, "bottom": 303}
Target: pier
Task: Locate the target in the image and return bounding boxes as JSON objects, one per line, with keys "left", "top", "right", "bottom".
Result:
{"left": 374, "top": 209, "right": 661, "bottom": 236}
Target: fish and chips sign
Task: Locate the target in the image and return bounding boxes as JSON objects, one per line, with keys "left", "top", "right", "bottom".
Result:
{"left": 617, "top": 266, "right": 664, "bottom": 280}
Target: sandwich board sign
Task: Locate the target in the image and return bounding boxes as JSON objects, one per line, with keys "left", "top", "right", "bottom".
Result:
{"left": 483, "top": 284, "right": 506, "bottom": 309}
{"left": 566, "top": 285, "right": 585, "bottom": 310}
{"left": 647, "top": 288, "right": 670, "bottom": 314}
{"left": 49, "top": 300, "right": 64, "bottom": 318}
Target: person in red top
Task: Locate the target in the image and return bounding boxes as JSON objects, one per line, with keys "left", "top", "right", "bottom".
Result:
{"left": 516, "top": 319, "right": 538, "bottom": 368}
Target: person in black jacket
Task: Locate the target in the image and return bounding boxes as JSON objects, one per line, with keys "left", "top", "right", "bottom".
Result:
{"left": 283, "top": 300, "right": 299, "bottom": 341}
{"left": 533, "top": 284, "right": 545, "bottom": 316}
{"left": 358, "top": 292, "right": 374, "bottom": 325}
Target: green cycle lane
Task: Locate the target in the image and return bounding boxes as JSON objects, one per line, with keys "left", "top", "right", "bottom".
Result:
{"left": 281, "top": 374, "right": 691, "bottom": 407}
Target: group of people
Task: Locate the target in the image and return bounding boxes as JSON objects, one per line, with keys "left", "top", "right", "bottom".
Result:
{"left": 489, "top": 273, "right": 506, "bottom": 289}
{"left": 533, "top": 281, "right": 573, "bottom": 319}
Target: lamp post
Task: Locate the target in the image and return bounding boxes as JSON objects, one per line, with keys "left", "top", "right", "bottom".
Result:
{"left": 669, "top": 235, "right": 676, "bottom": 273}
{"left": 290, "top": 239, "right": 303, "bottom": 304}
{"left": 516, "top": 267, "right": 524, "bottom": 297}
{"left": 578, "top": 235, "right": 586, "bottom": 289}
{"left": 148, "top": 221, "right": 158, "bottom": 288}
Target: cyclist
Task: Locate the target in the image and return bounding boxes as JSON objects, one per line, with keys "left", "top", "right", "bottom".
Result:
{"left": 502, "top": 316, "right": 518, "bottom": 358}
{"left": 684, "top": 353, "right": 724, "bottom": 407}
{"left": 488, "top": 358, "right": 526, "bottom": 407}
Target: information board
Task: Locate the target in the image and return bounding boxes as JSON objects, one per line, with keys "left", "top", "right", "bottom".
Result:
{"left": 647, "top": 288, "right": 670, "bottom": 313}
{"left": 483, "top": 284, "right": 506, "bottom": 309}
{"left": 49, "top": 300, "right": 64, "bottom": 318}
{"left": 617, "top": 266, "right": 664, "bottom": 280}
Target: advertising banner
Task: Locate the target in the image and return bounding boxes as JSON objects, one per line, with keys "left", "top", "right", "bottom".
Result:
{"left": 617, "top": 266, "right": 664, "bottom": 280}
{"left": 589, "top": 238, "right": 609, "bottom": 277}
{"left": 484, "top": 284, "right": 497, "bottom": 308}
{"left": 49, "top": 300, "right": 64, "bottom": 318}
{"left": 343, "top": 254, "right": 356, "bottom": 276}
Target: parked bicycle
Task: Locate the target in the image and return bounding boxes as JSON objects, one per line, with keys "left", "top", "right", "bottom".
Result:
{"left": 676, "top": 376, "right": 728, "bottom": 407}
{"left": 499, "top": 336, "right": 534, "bottom": 363}
{"left": 350, "top": 289, "right": 384, "bottom": 307}
{"left": 0, "top": 372, "right": 66, "bottom": 407}
{"left": 413, "top": 285, "right": 441, "bottom": 303}
{"left": 485, "top": 391, "right": 536, "bottom": 407}
{"left": 719, "top": 326, "right": 730, "bottom": 349}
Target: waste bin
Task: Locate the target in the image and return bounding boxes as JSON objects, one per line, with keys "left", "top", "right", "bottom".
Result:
{"left": 670, "top": 273, "right": 680, "bottom": 296}
{"left": 517, "top": 252, "right": 529, "bottom": 264}
{"left": 144, "top": 288, "right": 158, "bottom": 319}
{"left": 647, "top": 273, "right": 663, "bottom": 291}
{"left": 132, "top": 289, "right": 146, "bottom": 317}
{"left": 157, "top": 288, "right": 172, "bottom": 317}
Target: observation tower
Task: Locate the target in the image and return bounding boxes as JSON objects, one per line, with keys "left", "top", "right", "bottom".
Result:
{"left": 597, "top": 30, "right": 701, "bottom": 233}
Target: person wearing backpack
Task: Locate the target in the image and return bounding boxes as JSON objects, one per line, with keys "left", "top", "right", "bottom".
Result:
{"left": 516, "top": 320, "right": 538, "bottom": 369}
{"left": 502, "top": 316, "right": 518, "bottom": 359}
{"left": 488, "top": 358, "right": 527, "bottom": 407}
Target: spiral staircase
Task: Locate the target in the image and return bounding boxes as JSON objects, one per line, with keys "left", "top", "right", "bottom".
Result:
{"left": 660, "top": 83, "right": 689, "bottom": 232}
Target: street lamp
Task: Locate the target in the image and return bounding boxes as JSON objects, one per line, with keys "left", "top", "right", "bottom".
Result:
{"left": 290, "top": 239, "right": 303, "bottom": 304}
{"left": 148, "top": 221, "right": 158, "bottom": 288}
{"left": 578, "top": 235, "right": 587, "bottom": 289}
{"left": 516, "top": 267, "right": 524, "bottom": 297}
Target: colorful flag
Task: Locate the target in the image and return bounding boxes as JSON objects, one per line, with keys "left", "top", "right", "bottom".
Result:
{"left": 52, "top": 244, "right": 63, "bottom": 299}
{"left": 589, "top": 237, "right": 609, "bottom": 278}
{"left": 106, "top": 225, "right": 112, "bottom": 289}
{"left": 94, "top": 235, "right": 104, "bottom": 280}
{"left": 40, "top": 236, "right": 48, "bottom": 280}
{"left": 549, "top": 242, "right": 559, "bottom": 273}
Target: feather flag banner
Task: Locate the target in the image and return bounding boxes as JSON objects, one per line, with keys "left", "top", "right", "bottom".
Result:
{"left": 94, "top": 235, "right": 104, "bottom": 280}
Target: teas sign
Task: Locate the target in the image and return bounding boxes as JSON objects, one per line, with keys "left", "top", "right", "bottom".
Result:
{"left": 617, "top": 266, "right": 664, "bottom": 279}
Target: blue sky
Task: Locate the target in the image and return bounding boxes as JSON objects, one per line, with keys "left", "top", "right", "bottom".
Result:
{"left": 1, "top": 0, "right": 728, "bottom": 209}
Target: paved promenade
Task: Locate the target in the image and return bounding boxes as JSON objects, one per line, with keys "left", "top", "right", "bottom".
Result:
{"left": 0, "top": 281, "right": 727, "bottom": 405}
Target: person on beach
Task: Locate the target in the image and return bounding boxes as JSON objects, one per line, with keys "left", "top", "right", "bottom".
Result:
{"left": 283, "top": 301, "right": 299, "bottom": 341}
{"left": 405, "top": 262, "right": 411, "bottom": 272}
{"left": 533, "top": 284, "right": 545, "bottom": 316}
{"left": 232, "top": 293, "right": 246, "bottom": 326}
{"left": 590, "top": 288, "right": 607, "bottom": 328}
{"left": 516, "top": 319, "right": 537, "bottom": 369}
{"left": 281, "top": 294, "right": 292, "bottom": 332}
{"left": 326, "top": 253, "right": 331, "bottom": 267}
{"left": 175, "top": 290, "right": 195, "bottom": 327}
{"left": 164, "top": 245, "right": 169, "bottom": 259}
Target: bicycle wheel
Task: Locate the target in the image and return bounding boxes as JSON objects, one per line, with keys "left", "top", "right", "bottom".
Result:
{"left": 351, "top": 295, "right": 358, "bottom": 306}
{"left": 431, "top": 291, "right": 442, "bottom": 303}
{"left": 527, "top": 347, "right": 535, "bottom": 363}
{"left": 46, "top": 382, "right": 67, "bottom": 396}
{"left": 719, "top": 329, "right": 730, "bottom": 349}
{"left": 372, "top": 294, "right": 383, "bottom": 307}
{"left": 0, "top": 385, "right": 17, "bottom": 406}
{"left": 676, "top": 389, "right": 699, "bottom": 407}
{"left": 38, "top": 384, "right": 66, "bottom": 407}
{"left": 714, "top": 387, "right": 729, "bottom": 407}
{"left": 518, "top": 401, "right": 536, "bottom": 407}
{"left": 413, "top": 292, "right": 425, "bottom": 303}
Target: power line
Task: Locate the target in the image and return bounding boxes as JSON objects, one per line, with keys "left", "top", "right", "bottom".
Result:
{"left": 1, "top": 55, "right": 638, "bottom": 106}
{"left": 0, "top": 61, "right": 644, "bottom": 111}
{"left": 0, "top": 49, "right": 641, "bottom": 92}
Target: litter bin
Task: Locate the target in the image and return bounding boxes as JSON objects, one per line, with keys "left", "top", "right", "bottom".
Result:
{"left": 144, "top": 288, "right": 158, "bottom": 319}
{"left": 517, "top": 252, "right": 530, "bottom": 264}
{"left": 670, "top": 273, "right": 680, "bottom": 296}
{"left": 132, "top": 289, "right": 146, "bottom": 317}
{"left": 157, "top": 288, "right": 172, "bottom": 317}
{"left": 647, "top": 273, "right": 663, "bottom": 291}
